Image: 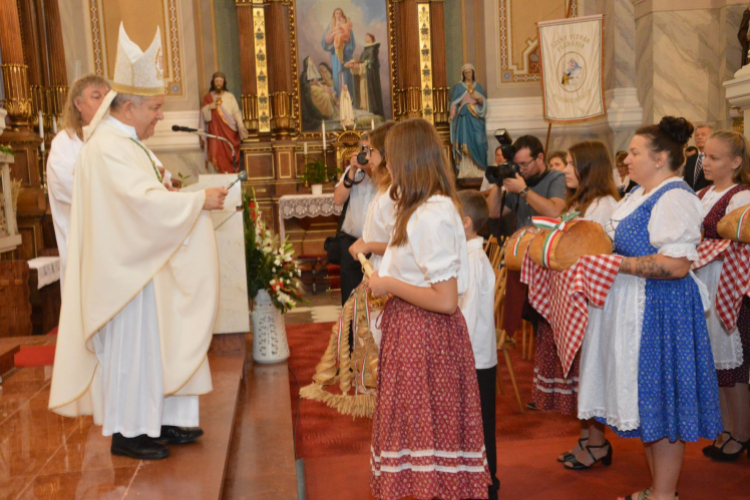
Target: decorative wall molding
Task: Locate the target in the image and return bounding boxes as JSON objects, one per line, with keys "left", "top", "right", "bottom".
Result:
{"left": 498, "top": 0, "right": 577, "bottom": 84}
{"left": 485, "top": 86, "right": 642, "bottom": 137}
{"left": 634, "top": 0, "right": 747, "bottom": 19}
{"left": 143, "top": 110, "right": 201, "bottom": 153}
{"left": 88, "top": 0, "right": 185, "bottom": 96}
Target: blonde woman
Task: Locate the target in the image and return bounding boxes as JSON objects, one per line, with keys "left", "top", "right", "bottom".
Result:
{"left": 48, "top": 74, "right": 110, "bottom": 287}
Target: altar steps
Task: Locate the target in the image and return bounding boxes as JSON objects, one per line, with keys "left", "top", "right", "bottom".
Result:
{"left": 0, "top": 335, "right": 299, "bottom": 499}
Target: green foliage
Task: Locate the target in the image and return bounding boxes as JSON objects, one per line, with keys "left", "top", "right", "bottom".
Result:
{"left": 299, "top": 158, "right": 341, "bottom": 185}
{"left": 0, "top": 144, "right": 15, "bottom": 157}
{"left": 243, "top": 189, "right": 305, "bottom": 312}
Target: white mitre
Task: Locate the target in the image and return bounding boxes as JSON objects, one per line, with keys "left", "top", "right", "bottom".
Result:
{"left": 85, "top": 23, "right": 165, "bottom": 140}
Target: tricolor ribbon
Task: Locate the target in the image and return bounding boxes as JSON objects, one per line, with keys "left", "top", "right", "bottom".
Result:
{"left": 736, "top": 207, "right": 750, "bottom": 242}
{"left": 512, "top": 229, "right": 529, "bottom": 257}
{"left": 336, "top": 314, "right": 344, "bottom": 362}
{"left": 532, "top": 212, "right": 580, "bottom": 268}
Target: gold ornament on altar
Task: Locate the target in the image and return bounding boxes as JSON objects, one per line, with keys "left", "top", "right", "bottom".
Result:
{"left": 299, "top": 253, "right": 386, "bottom": 418}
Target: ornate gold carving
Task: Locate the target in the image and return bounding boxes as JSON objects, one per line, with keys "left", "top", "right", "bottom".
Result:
{"left": 241, "top": 93, "right": 260, "bottom": 132}
{"left": 49, "top": 85, "right": 69, "bottom": 118}
{"left": 271, "top": 91, "right": 294, "bottom": 136}
{"left": 252, "top": 6, "right": 271, "bottom": 133}
{"left": 1, "top": 63, "right": 32, "bottom": 123}
{"left": 417, "top": 3, "right": 434, "bottom": 123}
{"left": 433, "top": 86, "right": 450, "bottom": 125}
{"left": 394, "top": 87, "right": 422, "bottom": 120}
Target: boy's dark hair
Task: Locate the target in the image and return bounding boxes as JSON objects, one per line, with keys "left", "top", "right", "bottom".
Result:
{"left": 458, "top": 190, "right": 489, "bottom": 233}
{"left": 512, "top": 135, "right": 545, "bottom": 161}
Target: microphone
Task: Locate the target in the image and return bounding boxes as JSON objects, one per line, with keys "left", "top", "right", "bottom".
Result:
{"left": 172, "top": 125, "right": 198, "bottom": 132}
{"left": 226, "top": 170, "right": 247, "bottom": 189}
{"left": 172, "top": 124, "right": 239, "bottom": 173}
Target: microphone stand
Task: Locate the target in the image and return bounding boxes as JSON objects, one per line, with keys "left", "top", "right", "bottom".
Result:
{"left": 179, "top": 129, "right": 238, "bottom": 173}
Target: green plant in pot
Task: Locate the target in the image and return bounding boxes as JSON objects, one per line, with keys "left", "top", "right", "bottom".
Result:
{"left": 300, "top": 159, "right": 340, "bottom": 195}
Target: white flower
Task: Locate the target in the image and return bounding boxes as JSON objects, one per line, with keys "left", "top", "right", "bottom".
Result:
{"left": 274, "top": 258, "right": 281, "bottom": 267}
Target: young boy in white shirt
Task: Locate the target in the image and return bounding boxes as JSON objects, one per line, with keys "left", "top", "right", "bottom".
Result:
{"left": 458, "top": 190, "right": 500, "bottom": 500}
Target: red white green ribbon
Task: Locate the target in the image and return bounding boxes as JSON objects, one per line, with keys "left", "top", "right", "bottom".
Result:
{"left": 737, "top": 207, "right": 750, "bottom": 241}
{"left": 512, "top": 229, "right": 529, "bottom": 257}
{"left": 532, "top": 212, "right": 579, "bottom": 269}
{"left": 336, "top": 314, "right": 344, "bottom": 361}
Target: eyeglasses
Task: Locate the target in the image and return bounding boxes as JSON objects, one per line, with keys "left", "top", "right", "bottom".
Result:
{"left": 516, "top": 158, "right": 537, "bottom": 169}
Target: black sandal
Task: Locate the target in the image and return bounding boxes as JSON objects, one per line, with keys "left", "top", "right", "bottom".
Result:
{"left": 709, "top": 435, "right": 749, "bottom": 462}
{"left": 564, "top": 440, "right": 612, "bottom": 470}
{"left": 702, "top": 430, "right": 730, "bottom": 457}
{"left": 557, "top": 437, "right": 588, "bottom": 463}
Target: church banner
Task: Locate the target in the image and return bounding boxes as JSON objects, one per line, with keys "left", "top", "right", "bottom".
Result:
{"left": 538, "top": 15, "right": 605, "bottom": 123}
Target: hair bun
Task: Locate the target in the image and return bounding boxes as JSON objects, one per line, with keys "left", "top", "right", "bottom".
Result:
{"left": 658, "top": 116, "right": 694, "bottom": 146}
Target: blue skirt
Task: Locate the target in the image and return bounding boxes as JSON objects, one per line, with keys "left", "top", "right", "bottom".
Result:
{"left": 599, "top": 275, "right": 723, "bottom": 442}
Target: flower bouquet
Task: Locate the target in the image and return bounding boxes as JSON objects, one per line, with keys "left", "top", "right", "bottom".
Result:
{"left": 243, "top": 189, "right": 304, "bottom": 312}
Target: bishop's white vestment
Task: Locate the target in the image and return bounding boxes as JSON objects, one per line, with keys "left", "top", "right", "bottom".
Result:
{"left": 49, "top": 116, "right": 219, "bottom": 438}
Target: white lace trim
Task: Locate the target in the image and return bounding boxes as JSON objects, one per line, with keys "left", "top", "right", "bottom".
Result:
{"left": 715, "top": 330, "right": 744, "bottom": 370}
{"left": 576, "top": 409, "right": 641, "bottom": 432}
{"left": 426, "top": 263, "right": 461, "bottom": 285}
{"left": 658, "top": 244, "right": 699, "bottom": 262}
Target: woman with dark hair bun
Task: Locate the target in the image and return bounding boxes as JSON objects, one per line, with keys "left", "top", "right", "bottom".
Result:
{"left": 577, "top": 116, "right": 722, "bottom": 500}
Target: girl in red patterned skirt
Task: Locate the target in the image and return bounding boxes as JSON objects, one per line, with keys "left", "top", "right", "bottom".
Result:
{"left": 366, "top": 118, "right": 491, "bottom": 500}
{"left": 531, "top": 141, "right": 619, "bottom": 470}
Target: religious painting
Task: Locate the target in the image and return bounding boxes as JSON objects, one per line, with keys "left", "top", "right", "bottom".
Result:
{"left": 293, "top": 0, "right": 394, "bottom": 133}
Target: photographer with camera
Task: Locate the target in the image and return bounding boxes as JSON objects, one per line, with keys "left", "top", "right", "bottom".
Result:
{"left": 486, "top": 135, "right": 566, "bottom": 230}
{"left": 332, "top": 135, "right": 378, "bottom": 305}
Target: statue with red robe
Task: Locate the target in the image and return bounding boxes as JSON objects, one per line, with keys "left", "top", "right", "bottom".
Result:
{"left": 199, "top": 72, "right": 248, "bottom": 173}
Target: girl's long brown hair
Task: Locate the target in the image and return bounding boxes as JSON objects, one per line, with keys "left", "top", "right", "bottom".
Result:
{"left": 387, "top": 118, "right": 459, "bottom": 246}
{"left": 368, "top": 121, "right": 396, "bottom": 190}
{"left": 564, "top": 140, "right": 620, "bottom": 215}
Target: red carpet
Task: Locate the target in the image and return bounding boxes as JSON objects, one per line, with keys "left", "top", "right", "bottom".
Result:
{"left": 286, "top": 322, "right": 750, "bottom": 500}
{"left": 14, "top": 344, "right": 56, "bottom": 367}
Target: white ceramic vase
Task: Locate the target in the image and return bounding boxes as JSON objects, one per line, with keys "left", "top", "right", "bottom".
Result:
{"left": 311, "top": 183, "right": 323, "bottom": 195}
{"left": 252, "top": 289, "right": 290, "bottom": 364}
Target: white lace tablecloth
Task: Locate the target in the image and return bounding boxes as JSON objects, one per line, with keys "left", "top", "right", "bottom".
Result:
{"left": 277, "top": 194, "right": 342, "bottom": 242}
{"left": 27, "top": 256, "right": 61, "bottom": 289}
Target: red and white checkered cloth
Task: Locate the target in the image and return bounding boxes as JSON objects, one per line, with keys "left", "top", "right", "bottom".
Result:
{"left": 693, "top": 239, "right": 731, "bottom": 270}
{"left": 520, "top": 253, "right": 623, "bottom": 376}
{"left": 694, "top": 239, "right": 750, "bottom": 331}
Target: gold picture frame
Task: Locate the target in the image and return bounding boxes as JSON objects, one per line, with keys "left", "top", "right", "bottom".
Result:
{"left": 289, "top": 0, "right": 399, "bottom": 138}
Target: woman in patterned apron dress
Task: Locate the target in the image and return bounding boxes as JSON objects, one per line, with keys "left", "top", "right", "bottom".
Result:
{"left": 693, "top": 130, "right": 750, "bottom": 461}
{"left": 366, "top": 118, "right": 491, "bottom": 500}
{"left": 577, "top": 117, "right": 723, "bottom": 500}
{"left": 530, "top": 141, "right": 619, "bottom": 469}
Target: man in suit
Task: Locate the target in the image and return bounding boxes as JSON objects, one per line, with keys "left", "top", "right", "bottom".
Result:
{"left": 683, "top": 123, "right": 714, "bottom": 191}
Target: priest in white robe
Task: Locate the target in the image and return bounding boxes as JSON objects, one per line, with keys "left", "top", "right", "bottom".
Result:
{"left": 48, "top": 24, "right": 228, "bottom": 461}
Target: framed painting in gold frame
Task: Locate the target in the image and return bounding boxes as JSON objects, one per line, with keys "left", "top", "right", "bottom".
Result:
{"left": 289, "top": 0, "right": 398, "bottom": 136}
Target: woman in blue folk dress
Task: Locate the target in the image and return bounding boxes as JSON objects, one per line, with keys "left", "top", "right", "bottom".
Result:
{"left": 577, "top": 117, "right": 722, "bottom": 500}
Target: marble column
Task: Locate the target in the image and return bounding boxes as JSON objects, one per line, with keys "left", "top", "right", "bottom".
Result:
{"left": 636, "top": 3, "right": 745, "bottom": 134}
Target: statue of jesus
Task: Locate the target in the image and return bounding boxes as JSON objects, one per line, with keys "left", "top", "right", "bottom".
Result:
{"left": 199, "top": 72, "right": 248, "bottom": 173}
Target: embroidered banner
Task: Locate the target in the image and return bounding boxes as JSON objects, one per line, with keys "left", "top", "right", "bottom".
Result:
{"left": 538, "top": 15, "right": 605, "bottom": 123}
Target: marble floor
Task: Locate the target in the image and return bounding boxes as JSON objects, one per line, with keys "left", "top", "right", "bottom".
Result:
{"left": 0, "top": 348, "right": 255, "bottom": 500}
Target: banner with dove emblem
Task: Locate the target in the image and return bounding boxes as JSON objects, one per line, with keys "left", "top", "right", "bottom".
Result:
{"left": 538, "top": 15, "right": 605, "bottom": 123}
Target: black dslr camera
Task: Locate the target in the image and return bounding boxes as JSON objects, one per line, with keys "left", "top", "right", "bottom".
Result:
{"left": 485, "top": 129, "right": 520, "bottom": 185}
{"left": 356, "top": 145, "right": 370, "bottom": 166}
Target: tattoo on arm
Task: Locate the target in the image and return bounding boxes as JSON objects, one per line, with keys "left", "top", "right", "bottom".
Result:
{"left": 620, "top": 255, "right": 673, "bottom": 279}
